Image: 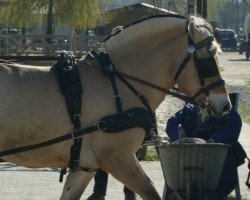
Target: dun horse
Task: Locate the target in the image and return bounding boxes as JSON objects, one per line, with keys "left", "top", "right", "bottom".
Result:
{"left": 0, "top": 15, "right": 230, "bottom": 200}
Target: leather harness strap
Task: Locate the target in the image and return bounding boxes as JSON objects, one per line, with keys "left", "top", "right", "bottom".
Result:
{"left": 53, "top": 51, "right": 83, "bottom": 182}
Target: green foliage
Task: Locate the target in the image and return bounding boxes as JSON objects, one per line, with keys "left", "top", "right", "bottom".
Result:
{"left": 145, "top": 149, "right": 159, "bottom": 161}
{"left": 238, "top": 101, "right": 250, "bottom": 124}
{"left": 237, "top": 81, "right": 250, "bottom": 124}
{"left": 54, "top": 0, "right": 100, "bottom": 29}
{"left": 0, "top": 0, "right": 101, "bottom": 29}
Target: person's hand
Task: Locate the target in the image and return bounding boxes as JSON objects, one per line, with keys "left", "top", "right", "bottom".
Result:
{"left": 207, "top": 139, "right": 215, "bottom": 143}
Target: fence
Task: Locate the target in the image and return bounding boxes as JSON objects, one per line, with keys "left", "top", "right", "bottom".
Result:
{"left": 0, "top": 34, "right": 106, "bottom": 57}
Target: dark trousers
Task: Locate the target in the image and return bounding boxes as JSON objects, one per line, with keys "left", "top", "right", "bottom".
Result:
{"left": 247, "top": 40, "right": 250, "bottom": 59}
{"left": 93, "top": 170, "right": 108, "bottom": 196}
{"left": 93, "top": 169, "right": 135, "bottom": 197}
{"left": 247, "top": 33, "right": 250, "bottom": 60}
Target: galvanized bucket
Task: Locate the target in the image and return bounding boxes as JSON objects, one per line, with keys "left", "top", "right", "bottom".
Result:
{"left": 157, "top": 143, "right": 229, "bottom": 192}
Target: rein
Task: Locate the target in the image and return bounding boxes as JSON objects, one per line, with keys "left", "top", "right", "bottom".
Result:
{"left": 87, "top": 51, "right": 192, "bottom": 103}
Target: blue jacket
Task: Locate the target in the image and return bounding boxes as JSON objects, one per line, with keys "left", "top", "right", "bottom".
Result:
{"left": 165, "top": 104, "right": 246, "bottom": 197}
{"left": 166, "top": 104, "right": 242, "bottom": 144}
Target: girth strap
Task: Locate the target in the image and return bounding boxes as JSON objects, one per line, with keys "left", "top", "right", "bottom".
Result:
{"left": 53, "top": 51, "right": 83, "bottom": 181}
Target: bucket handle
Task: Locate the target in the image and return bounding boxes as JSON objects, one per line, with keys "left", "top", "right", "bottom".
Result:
{"left": 178, "top": 124, "right": 187, "bottom": 144}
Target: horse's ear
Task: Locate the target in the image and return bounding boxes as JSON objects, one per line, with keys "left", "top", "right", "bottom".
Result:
{"left": 188, "top": 21, "right": 202, "bottom": 41}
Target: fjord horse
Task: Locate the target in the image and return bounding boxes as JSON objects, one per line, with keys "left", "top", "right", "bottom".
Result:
{"left": 0, "top": 15, "right": 230, "bottom": 200}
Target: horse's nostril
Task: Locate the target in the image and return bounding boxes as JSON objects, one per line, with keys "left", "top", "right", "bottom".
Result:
{"left": 223, "top": 103, "right": 231, "bottom": 112}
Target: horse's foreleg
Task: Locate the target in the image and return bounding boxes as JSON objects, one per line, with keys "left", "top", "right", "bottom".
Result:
{"left": 60, "top": 171, "right": 95, "bottom": 200}
{"left": 101, "top": 154, "right": 161, "bottom": 200}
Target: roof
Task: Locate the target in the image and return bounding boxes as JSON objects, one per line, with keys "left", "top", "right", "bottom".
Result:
{"left": 106, "top": 2, "right": 177, "bottom": 15}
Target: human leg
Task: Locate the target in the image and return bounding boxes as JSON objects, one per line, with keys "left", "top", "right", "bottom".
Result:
{"left": 87, "top": 169, "right": 108, "bottom": 200}
{"left": 215, "top": 151, "right": 238, "bottom": 199}
{"left": 124, "top": 186, "right": 136, "bottom": 200}
{"left": 246, "top": 34, "right": 250, "bottom": 60}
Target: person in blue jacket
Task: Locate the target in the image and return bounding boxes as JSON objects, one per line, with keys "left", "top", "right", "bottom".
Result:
{"left": 165, "top": 93, "right": 246, "bottom": 200}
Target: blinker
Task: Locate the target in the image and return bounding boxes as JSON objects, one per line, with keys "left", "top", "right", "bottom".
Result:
{"left": 197, "top": 57, "right": 219, "bottom": 78}
{"left": 187, "top": 45, "right": 196, "bottom": 54}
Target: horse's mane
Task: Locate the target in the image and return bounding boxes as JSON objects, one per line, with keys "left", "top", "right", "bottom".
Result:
{"left": 189, "top": 15, "right": 213, "bottom": 32}
{"left": 103, "top": 14, "right": 215, "bottom": 42}
{"left": 103, "top": 14, "right": 221, "bottom": 54}
{"left": 103, "top": 14, "right": 188, "bottom": 51}
{"left": 103, "top": 14, "right": 186, "bottom": 42}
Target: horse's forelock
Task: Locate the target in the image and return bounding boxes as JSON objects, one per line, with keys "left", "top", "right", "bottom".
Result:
{"left": 189, "top": 15, "right": 213, "bottom": 33}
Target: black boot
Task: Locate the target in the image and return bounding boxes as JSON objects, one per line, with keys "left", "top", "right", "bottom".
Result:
{"left": 87, "top": 193, "right": 105, "bottom": 200}
{"left": 124, "top": 186, "right": 137, "bottom": 200}
{"left": 87, "top": 170, "right": 108, "bottom": 200}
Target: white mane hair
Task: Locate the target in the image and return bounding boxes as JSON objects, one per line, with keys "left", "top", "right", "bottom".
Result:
{"left": 244, "top": 13, "right": 250, "bottom": 41}
{"left": 189, "top": 15, "right": 213, "bottom": 33}
{"left": 189, "top": 15, "right": 222, "bottom": 54}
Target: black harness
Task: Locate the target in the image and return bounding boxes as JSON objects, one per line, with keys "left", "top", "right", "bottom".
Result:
{"left": 52, "top": 52, "right": 84, "bottom": 181}
{"left": 53, "top": 51, "right": 158, "bottom": 181}
{"left": 174, "top": 35, "right": 225, "bottom": 105}
{"left": 0, "top": 51, "right": 157, "bottom": 182}
{"left": 0, "top": 18, "right": 225, "bottom": 182}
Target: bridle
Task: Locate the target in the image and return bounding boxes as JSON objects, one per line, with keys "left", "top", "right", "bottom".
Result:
{"left": 90, "top": 25, "right": 225, "bottom": 110}
{"left": 174, "top": 28, "right": 225, "bottom": 110}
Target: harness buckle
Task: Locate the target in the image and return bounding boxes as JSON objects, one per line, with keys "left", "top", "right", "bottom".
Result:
{"left": 96, "top": 121, "right": 107, "bottom": 132}
{"left": 73, "top": 113, "right": 80, "bottom": 120}
{"left": 114, "top": 94, "right": 121, "bottom": 99}
{"left": 106, "top": 64, "right": 114, "bottom": 72}
{"left": 71, "top": 130, "right": 81, "bottom": 140}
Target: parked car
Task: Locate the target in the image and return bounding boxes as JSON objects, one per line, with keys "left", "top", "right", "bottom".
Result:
{"left": 216, "top": 29, "right": 237, "bottom": 50}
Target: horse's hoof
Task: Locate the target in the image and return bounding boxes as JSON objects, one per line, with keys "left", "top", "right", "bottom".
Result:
{"left": 87, "top": 194, "right": 105, "bottom": 200}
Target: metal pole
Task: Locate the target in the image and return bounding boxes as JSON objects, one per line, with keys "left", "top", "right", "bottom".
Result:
{"left": 203, "top": 0, "right": 207, "bottom": 18}
{"left": 236, "top": 0, "right": 239, "bottom": 34}
{"left": 197, "top": 0, "right": 207, "bottom": 18}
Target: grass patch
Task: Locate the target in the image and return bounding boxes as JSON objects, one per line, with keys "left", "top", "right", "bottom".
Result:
{"left": 238, "top": 81, "right": 250, "bottom": 124}
{"left": 144, "top": 149, "right": 159, "bottom": 161}
{"left": 245, "top": 81, "right": 250, "bottom": 88}
{"left": 238, "top": 104, "right": 250, "bottom": 124}
{"left": 227, "top": 82, "right": 250, "bottom": 124}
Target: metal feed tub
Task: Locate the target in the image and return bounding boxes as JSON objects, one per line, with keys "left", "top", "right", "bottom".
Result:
{"left": 157, "top": 143, "right": 229, "bottom": 192}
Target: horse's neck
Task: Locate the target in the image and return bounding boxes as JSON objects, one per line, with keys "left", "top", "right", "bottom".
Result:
{"left": 104, "top": 17, "right": 186, "bottom": 110}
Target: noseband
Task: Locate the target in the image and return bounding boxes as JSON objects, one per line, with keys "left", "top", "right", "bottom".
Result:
{"left": 174, "top": 33, "right": 225, "bottom": 108}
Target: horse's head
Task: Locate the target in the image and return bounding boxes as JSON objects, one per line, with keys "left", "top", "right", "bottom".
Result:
{"left": 175, "top": 17, "right": 230, "bottom": 116}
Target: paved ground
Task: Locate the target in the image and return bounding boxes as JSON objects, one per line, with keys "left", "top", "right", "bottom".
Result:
{"left": 0, "top": 52, "right": 250, "bottom": 200}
